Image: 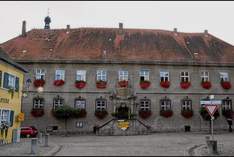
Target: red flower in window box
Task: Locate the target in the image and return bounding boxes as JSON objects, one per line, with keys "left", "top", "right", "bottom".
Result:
{"left": 96, "top": 80, "right": 107, "bottom": 89}
{"left": 31, "top": 108, "right": 44, "bottom": 117}
{"left": 95, "top": 110, "right": 108, "bottom": 119}
{"left": 33, "top": 79, "right": 45, "bottom": 88}
{"left": 221, "top": 81, "right": 231, "bottom": 90}
{"left": 160, "top": 80, "right": 170, "bottom": 88}
{"left": 201, "top": 81, "right": 211, "bottom": 89}
{"left": 181, "top": 110, "right": 193, "bottom": 119}
{"left": 160, "top": 110, "right": 173, "bottom": 118}
{"left": 118, "top": 80, "right": 128, "bottom": 88}
{"left": 180, "top": 81, "right": 191, "bottom": 89}
{"left": 140, "top": 80, "right": 151, "bottom": 89}
{"left": 53, "top": 79, "right": 65, "bottom": 86}
{"left": 139, "top": 110, "right": 152, "bottom": 119}
{"left": 75, "top": 80, "right": 86, "bottom": 89}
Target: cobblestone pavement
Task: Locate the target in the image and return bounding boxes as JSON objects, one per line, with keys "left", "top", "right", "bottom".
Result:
{"left": 49, "top": 132, "right": 234, "bottom": 156}
{"left": 0, "top": 132, "right": 233, "bottom": 156}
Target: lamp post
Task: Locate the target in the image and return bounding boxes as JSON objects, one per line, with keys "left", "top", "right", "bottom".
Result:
{"left": 209, "top": 95, "right": 215, "bottom": 140}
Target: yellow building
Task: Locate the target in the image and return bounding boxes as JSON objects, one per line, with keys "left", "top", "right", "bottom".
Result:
{"left": 0, "top": 48, "right": 27, "bottom": 144}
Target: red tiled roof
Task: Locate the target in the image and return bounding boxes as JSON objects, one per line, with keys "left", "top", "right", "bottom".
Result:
{"left": 1, "top": 27, "right": 234, "bottom": 64}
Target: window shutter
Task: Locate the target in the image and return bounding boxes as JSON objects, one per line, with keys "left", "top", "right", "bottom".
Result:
{"left": 9, "top": 111, "right": 14, "bottom": 127}
{"left": 0, "top": 71, "right": 2, "bottom": 87}
{"left": 15, "top": 77, "right": 19, "bottom": 92}
{"left": 3, "top": 73, "right": 9, "bottom": 89}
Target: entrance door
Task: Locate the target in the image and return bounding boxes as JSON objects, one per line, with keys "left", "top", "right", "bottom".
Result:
{"left": 116, "top": 104, "right": 130, "bottom": 119}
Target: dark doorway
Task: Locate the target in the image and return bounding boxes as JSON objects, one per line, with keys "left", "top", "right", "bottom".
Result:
{"left": 116, "top": 104, "right": 130, "bottom": 119}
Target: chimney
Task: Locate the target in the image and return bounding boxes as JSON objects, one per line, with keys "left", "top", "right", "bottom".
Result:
{"left": 119, "top": 22, "right": 123, "bottom": 34}
{"left": 66, "top": 25, "right": 70, "bottom": 30}
{"left": 22, "top": 20, "right": 26, "bottom": 37}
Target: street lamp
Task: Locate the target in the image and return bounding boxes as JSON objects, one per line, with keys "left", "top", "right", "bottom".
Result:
{"left": 209, "top": 95, "right": 215, "bottom": 140}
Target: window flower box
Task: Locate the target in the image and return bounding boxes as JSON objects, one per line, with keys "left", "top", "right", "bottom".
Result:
{"left": 222, "top": 109, "right": 234, "bottom": 119}
{"left": 96, "top": 80, "right": 107, "bottom": 89}
{"left": 139, "top": 110, "right": 152, "bottom": 119}
{"left": 140, "top": 80, "right": 151, "bottom": 89}
{"left": 201, "top": 81, "right": 211, "bottom": 89}
{"left": 33, "top": 79, "right": 45, "bottom": 88}
{"left": 160, "top": 110, "right": 173, "bottom": 118}
{"left": 95, "top": 110, "right": 108, "bottom": 119}
{"left": 75, "top": 80, "right": 86, "bottom": 89}
{"left": 53, "top": 79, "right": 65, "bottom": 86}
{"left": 180, "top": 81, "right": 191, "bottom": 89}
{"left": 31, "top": 108, "right": 44, "bottom": 117}
{"left": 221, "top": 81, "right": 231, "bottom": 90}
{"left": 72, "top": 109, "right": 87, "bottom": 118}
{"left": 181, "top": 110, "right": 193, "bottom": 119}
{"left": 160, "top": 80, "right": 170, "bottom": 88}
{"left": 118, "top": 80, "right": 128, "bottom": 88}
{"left": 199, "top": 107, "right": 219, "bottom": 121}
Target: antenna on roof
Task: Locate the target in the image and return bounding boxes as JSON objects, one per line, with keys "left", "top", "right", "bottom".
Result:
{"left": 47, "top": 8, "right": 50, "bottom": 16}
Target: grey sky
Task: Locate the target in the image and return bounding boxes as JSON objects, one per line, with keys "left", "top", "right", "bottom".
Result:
{"left": 0, "top": 1, "right": 234, "bottom": 45}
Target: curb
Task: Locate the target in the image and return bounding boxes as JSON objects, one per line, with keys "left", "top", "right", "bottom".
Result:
{"left": 42, "top": 144, "right": 62, "bottom": 156}
{"left": 188, "top": 144, "right": 205, "bottom": 156}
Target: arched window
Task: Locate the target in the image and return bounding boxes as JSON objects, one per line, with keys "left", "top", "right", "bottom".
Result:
{"left": 160, "top": 96, "right": 171, "bottom": 111}
{"left": 74, "top": 96, "right": 86, "bottom": 109}
{"left": 33, "top": 96, "right": 44, "bottom": 109}
{"left": 181, "top": 96, "right": 192, "bottom": 111}
{"left": 53, "top": 95, "right": 64, "bottom": 109}
{"left": 222, "top": 97, "right": 232, "bottom": 111}
{"left": 139, "top": 97, "right": 151, "bottom": 111}
{"left": 95, "top": 97, "right": 107, "bottom": 111}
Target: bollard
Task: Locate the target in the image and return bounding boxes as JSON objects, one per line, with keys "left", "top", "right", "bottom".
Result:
{"left": 31, "top": 138, "right": 38, "bottom": 154}
{"left": 44, "top": 133, "right": 49, "bottom": 147}
{"left": 38, "top": 132, "right": 43, "bottom": 144}
{"left": 207, "top": 140, "right": 218, "bottom": 154}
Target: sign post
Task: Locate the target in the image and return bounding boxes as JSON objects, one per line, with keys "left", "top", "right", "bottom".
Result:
{"left": 204, "top": 103, "right": 219, "bottom": 140}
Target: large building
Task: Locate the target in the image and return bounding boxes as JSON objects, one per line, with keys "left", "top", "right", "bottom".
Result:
{"left": 1, "top": 17, "right": 234, "bottom": 135}
{"left": 0, "top": 48, "right": 27, "bottom": 144}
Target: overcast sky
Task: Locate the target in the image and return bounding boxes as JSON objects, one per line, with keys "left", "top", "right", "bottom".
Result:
{"left": 0, "top": 1, "right": 234, "bottom": 45}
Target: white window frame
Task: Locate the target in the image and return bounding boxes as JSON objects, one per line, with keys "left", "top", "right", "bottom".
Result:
{"left": 96, "top": 99, "right": 107, "bottom": 111}
{"left": 160, "top": 98, "right": 171, "bottom": 111}
{"left": 35, "top": 69, "right": 46, "bottom": 80}
{"left": 160, "top": 71, "right": 169, "bottom": 82}
{"left": 222, "top": 98, "right": 232, "bottom": 111}
{"left": 181, "top": 99, "right": 192, "bottom": 110}
{"left": 96, "top": 70, "right": 107, "bottom": 81}
{"left": 74, "top": 99, "right": 86, "bottom": 109}
{"left": 139, "top": 70, "right": 150, "bottom": 81}
{"left": 0, "top": 109, "right": 11, "bottom": 125}
{"left": 33, "top": 98, "right": 44, "bottom": 109}
{"left": 8, "top": 73, "right": 16, "bottom": 89}
{"left": 201, "top": 71, "right": 209, "bottom": 82}
{"left": 180, "top": 71, "right": 190, "bottom": 82}
{"left": 55, "top": 69, "right": 65, "bottom": 81}
{"left": 119, "top": 70, "right": 128, "bottom": 81}
{"left": 140, "top": 99, "right": 151, "bottom": 111}
{"left": 76, "top": 121, "right": 84, "bottom": 128}
{"left": 76, "top": 70, "right": 86, "bottom": 81}
{"left": 220, "top": 72, "right": 229, "bottom": 82}
{"left": 53, "top": 97, "right": 64, "bottom": 109}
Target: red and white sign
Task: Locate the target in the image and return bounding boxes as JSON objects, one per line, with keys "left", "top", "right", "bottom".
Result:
{"left": 205, "top": 105, "right": 219, "bottom": 116}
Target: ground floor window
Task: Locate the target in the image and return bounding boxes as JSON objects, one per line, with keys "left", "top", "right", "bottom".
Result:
{"left": 139, "top": 97, "right": 151, "bottom": 111}
{"left": 222, "top": 97, "right": 232, "bottom": 111}
{"left": 74, "top": 97, "right": 86, "bottom": 109}
{"left": 33, "top": 96, "right": 44, "bottom": 109}
{"left": 181, "top": 97, "right": 192, "bottom": 111}
{"left": 53, "top": 95, "right": 64, "bottom": 109}
{"left": 160, "top": 97, "right": 171, "bottom": 111}
{"left": 95, "top": 98, "right": 107, "bottom": 111}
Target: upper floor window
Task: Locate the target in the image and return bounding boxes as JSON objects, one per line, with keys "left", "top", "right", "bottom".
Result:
{"left": 139, "top": 69, "right": 149, "bottom": 81}
{"left": 119, "top": 70, "right": 128, "bottom": 81}
{"left": 33, "top": 96, "right": 44, "bottom": 109}
{"left": 0, "top": 71, "right": 2, "bottom": 88}
{"left": 95, "top": 97, "right": 107, "bottom": 111}
{"left": 181, "top": 97, "right": 192, "bottom": 111}
{"left": 220, "top": 72, "right": 229, "bottom": 82}
{"left": 201, "top": 71, "right": 209, "bottom": 82}
{"left": 222, "top": 97, "right": 232, "bottom": 111}
{"left": 139, "top": 98, "right": 151, "bottom": 111}
{"left": 180, "top": 71, "right": 190, "bottom": 82}
{"left": 55, "top": 69, "right": 65, "bottom": 80}
{"left": 53, "top": 95, "right": 64, "bottom": 109}
{"left": 35, "top": 69, "right": 46, "bottom": 80}
{"left": 74, "top": 97, "right": 86, "bottom": 109}
{"left": 160, "top": 97, "right": 171, "bottom": 111}
{"left": 3, "top": 72, "right": 19, "bottom": 91}
{"left": 76, "top": 70, "right": 86, "bottom": 81}
{"left": 96, "top": 70, "right": 107, "bottom": 81}
{"left": 160, "top": 71, "right": 169, "bottom": 82}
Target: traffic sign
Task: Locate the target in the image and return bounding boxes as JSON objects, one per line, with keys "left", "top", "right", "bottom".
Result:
{"left": 205, "top": 105, "right": 219, "bottom": 116}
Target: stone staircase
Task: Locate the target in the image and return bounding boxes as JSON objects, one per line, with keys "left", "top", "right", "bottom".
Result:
{"left": 96, "top": 118, "right": 152, "bottom": 136}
